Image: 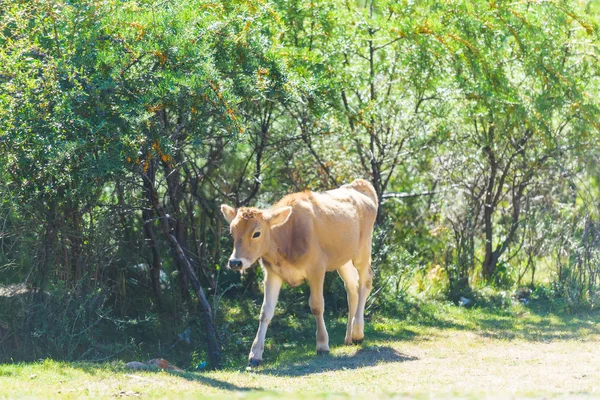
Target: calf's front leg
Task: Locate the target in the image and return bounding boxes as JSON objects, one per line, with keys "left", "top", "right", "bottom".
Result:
{"left": 248, "top": 271, "right": 283, "bottom": 366}
{"left": 308, "top": 272, "right": 330, "bottom": 354}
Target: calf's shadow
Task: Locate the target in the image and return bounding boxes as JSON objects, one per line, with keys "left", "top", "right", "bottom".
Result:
{"left": 258, "top": 345, "right": 417, "bottom": 377}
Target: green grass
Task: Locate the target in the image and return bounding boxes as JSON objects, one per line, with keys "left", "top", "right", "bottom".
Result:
{"left": 2, "top": 301, "right": 600, "bottom": 399}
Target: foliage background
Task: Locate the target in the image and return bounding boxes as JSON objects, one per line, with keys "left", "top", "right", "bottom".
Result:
{"left": 1, "top": 0, "right": 600, "bottom": 368}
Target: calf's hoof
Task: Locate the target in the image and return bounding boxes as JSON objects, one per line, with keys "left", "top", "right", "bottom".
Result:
{"left": 353, "top": 338, "right": 364, "bottom": 345}
{"left": 248, "top": 358, "right": 262, "bottom": 367}
{"left": 316, "top": 350, "right": 330, "bottom": 356}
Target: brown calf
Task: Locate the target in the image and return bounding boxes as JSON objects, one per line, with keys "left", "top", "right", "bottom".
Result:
{"left": 221, "top": 179, "right": 378, "bottom": 366}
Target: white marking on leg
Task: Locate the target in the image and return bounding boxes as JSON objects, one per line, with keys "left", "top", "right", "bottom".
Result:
{"left": 338, "top": 262, "right": 359, "bottom": 345}
{"left": 249, "top": 271, "right": 283, "bottom": 363}
{"left": 354, "top": 260, "right": 373, "bottom": 342}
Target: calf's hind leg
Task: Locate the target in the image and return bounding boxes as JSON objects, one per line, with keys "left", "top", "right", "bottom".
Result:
{"left": 337, "top": 261, "right": 359, "bottom": 345}
{"left": 352, "top": 248, "right": 374, "bottom": 344}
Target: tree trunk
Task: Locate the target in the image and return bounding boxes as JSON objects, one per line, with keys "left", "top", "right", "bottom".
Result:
{"left": 35, "top": 199, "right": 57, "bottom": 300}
{"left": 141, "top": 163, "right": 164, "bottom": 307}
{"left": 66, "top": 205, "right": 83, "bottom": 284}
{"left": 160, "top": 159, "right": 192, "bottom": 303}
{"left": 482, "top": 249, "right": 499, "bottom": 282}
{"left": 482, "top": 147, "right": 497, "bottom": 281}
{"left": 145, "top": 175, "right": 221, "bottom": 369}
{"left": 142, "top": 209, "right": 164, "bottom": 308}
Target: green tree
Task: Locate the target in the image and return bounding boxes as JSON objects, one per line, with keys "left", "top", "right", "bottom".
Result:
{"left": 436, "top": 1, "right": 600, "bottom": 282}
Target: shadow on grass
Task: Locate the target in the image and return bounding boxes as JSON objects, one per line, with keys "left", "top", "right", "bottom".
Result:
{"left": 402, "top": 298, "right": 600, "bottom": 342}
{"left": 116, "top": 365, "right": 263, "bottom": 392}
{"left": 259, "top": 345, "right": 417, "bottom": 377}
{"left": 174, "top": 372, "right": 262, "bottom": 392}
{"left": 22, "top": 361, "right": 263, "bottom": 393}
{"left": 15, "top": 298, "right": 600, "bottom": 396}
{"left": 358, "top": 297, "right": 600, "bottom": 343}
{"left": 471, "top": 302, "right": 600, "bottom": 341}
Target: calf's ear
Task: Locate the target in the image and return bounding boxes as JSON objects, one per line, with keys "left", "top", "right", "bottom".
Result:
{"left": 267, "top": 206, "right": 292, "bottom": 228}
{"left": 220, "top": 204, "right": 236, "bottom": 224}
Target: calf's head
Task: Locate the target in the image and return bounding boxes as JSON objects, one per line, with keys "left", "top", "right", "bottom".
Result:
{"left": 220, "top": 205, "right": 292, "bottom": 271}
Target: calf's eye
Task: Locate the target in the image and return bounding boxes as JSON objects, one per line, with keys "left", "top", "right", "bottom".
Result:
{"left": 252, "top": 231, "right": 261, "bottom": 238}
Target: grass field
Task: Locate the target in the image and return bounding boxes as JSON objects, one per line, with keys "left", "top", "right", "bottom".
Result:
{"left": 1, "top": 301, "right": 599, "bottom": 399}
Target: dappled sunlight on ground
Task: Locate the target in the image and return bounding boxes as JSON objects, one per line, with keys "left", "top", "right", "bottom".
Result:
{"left": 1, "top": 304, "right": 600, "bottom": 398}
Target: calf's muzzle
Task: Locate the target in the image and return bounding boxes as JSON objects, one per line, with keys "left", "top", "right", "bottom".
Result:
{"left": 228, "top": 259, "right": 243, "bottom": 271}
